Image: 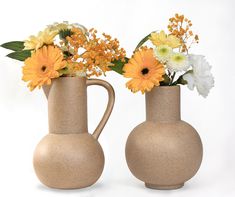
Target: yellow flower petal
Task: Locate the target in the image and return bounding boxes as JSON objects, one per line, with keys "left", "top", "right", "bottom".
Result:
{"left": 149, "top": 30, "right": 181, "bottom": 48}
{"left": 22, "top": 45, "right": 66, "bottom": 91}
{"left": 24, "top": 28, "right": 58, "bottom": 50}
{"left": 123, "top": 48, "right": 165, "bottom": 93}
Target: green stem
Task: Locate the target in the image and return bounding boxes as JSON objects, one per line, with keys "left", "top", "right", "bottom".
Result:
{"left": 134, "top": 33, "right": 151, "bottom": 52}
{"left": 169, "top": 72, "right": 176, "bottom": 86}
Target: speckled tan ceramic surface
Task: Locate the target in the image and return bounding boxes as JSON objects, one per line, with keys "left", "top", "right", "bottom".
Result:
{"left": 33, "top": 77, "right": 115, "bottom": 189}
{"left": 125, "top": 86, "right": 203, "bottom": 190}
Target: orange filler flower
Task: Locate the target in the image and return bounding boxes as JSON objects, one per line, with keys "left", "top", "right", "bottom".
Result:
{"left": 65, "top": 28, "right": 126, "bottom": 77}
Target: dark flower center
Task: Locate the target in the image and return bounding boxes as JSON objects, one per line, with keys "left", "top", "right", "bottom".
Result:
{"left": 141, "top": 68, "right": 149, "bottom": 75}
{"left": 41, "top": 65, "right": 47, "bottom": 72}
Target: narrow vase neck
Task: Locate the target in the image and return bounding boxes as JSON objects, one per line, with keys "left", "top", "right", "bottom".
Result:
{"left": 46, "top": 77, "right": 88, "bottom": 134}
{"left": 145, "top": 86, "right": 181, "bottom": 122}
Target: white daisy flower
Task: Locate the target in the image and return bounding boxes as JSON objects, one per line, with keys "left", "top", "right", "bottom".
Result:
{"left": 154, "top": 45, "right": 173, "bottom": 63}
{"left": 183, "top": 54, "right": 214, "bottom": 98}
{"left": 167, "top": 52, "right": 189, "bottom": 72}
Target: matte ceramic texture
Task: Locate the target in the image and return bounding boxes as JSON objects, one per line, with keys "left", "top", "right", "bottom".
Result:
{"left": 33, "top": 77, "right": 115, "bottom": 189}
{"left": 125, "top": 86, "right": 203, "bottom": 190}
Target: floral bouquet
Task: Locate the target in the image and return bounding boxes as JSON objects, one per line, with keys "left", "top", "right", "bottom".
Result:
{"left": 112, "top": 13, "right": 214, "bottom": 97}
{"left": 1, "top": 21, "right": 126, "bottom": 91}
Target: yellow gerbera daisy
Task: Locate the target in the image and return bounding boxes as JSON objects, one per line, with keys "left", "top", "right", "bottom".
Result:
{"left": 22, "top": 45, "right": 66, "bottom": 91}
{"left": 149, "top": 30, "right": 181, "bottom": 48}
{"left": 123, "top": 49, "right": 165, "bottom": 93}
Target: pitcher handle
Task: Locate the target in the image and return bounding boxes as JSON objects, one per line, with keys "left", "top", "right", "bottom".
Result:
{"left": 86, "top": 79, "right": 115, "bottom": 140}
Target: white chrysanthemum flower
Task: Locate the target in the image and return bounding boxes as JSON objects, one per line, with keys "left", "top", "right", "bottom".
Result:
{"left": 183, "top": 54, "right": 214, "bottom": 98}
{"left": 154, "top": 45, "right": 173, "bottom": 63}
{"left": 167, "top": 52, "right": 189, "bottom": 72}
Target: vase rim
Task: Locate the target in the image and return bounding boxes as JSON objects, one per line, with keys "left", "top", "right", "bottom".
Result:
{"left": 60, "top": 76, "right": 86, "bottom": 78}
{"left": 152, "top": 85, "right": 180, "bottom": 90}
{"left": 52, "top": 76, "right": 87, "bottom": 82}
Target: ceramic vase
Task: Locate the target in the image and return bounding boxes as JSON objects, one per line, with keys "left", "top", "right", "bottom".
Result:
{"left": 33, "top": 77, "right": 115, "bottom": 189}
{"left": 125, "top": 86, "right": 203, "bottom": 190}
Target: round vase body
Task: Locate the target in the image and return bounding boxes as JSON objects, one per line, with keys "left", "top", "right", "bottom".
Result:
{"left": 34, "top": 133, "right": 104, "bottom": 189}
{"left": 125, "top": 86, "right": 203, "bottom": 190}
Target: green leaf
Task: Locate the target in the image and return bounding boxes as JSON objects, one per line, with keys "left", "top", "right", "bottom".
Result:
{"left": 160, "top": 74, "right": 171, "bottom": 86}
{"left": 109, "top": 57, "right": 129, "bottom": 75}
{"left": 134, "top": 33, "right": 151, "bottom": 51}
{"left": 63, "top": 51, "right": 73, "bottom": 58}
{"left": 59, "top": 29, "right": 73, "bottom": 40}
{"left": 1, "top": 41, "right": 25, "bottom": 51}
{"left": 6, "top": 50, "right": 32, "bottom": 61}
{"left": 59, "top": 67, "right": 69, "bottom": 76}
{"left": 172, "top": 74, "right": 189, "bottom": 86}
{"left": 177, "top": 76, "right": 188, "bottom": 85}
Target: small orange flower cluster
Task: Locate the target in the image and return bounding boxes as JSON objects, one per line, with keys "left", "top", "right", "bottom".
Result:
{"left": 168, "top": 13, "right": 199, "bottom": 53}
{"left": 65, "top": 28, "right": 126, "bottom": 77}
{"left": 66, "top": 27, "right": 87, "bottom": 54}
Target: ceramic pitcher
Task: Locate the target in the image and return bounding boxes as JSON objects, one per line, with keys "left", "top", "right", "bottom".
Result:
{"left": 125, "top": 86, "right": 203, "bottom": 190}
{"left": 33, "top": 77, "right": 115, "bottom": 189}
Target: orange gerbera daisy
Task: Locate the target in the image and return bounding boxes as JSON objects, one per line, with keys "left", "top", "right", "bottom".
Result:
{"left": 22, "top": 45, "right": 66, "bottom": 91}
{"left": 123, "top": 48, "right": 165, "bottom": 93}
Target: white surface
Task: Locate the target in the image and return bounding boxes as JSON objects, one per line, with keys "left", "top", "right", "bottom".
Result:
{"left": 0, "top": 0, "right": 235, "bottom": 196}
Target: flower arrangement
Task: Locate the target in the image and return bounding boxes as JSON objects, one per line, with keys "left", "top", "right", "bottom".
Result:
{"left": 1, "top": 21, "right": 126, "bottom": 91}
{"left": 111, "top": 14, "right": 214, "bottom": 97}
{"left": 1, "top": 15, "right": 214, "bottom": 97}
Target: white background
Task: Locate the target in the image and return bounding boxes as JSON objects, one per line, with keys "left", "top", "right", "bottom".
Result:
{"left": 0, "top": 0, "right": 234, "bottom": 196}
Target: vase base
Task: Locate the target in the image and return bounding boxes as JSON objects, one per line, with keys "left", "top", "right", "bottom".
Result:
{"left": 145, "top": 183, "right": 184, "bottom": 190}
